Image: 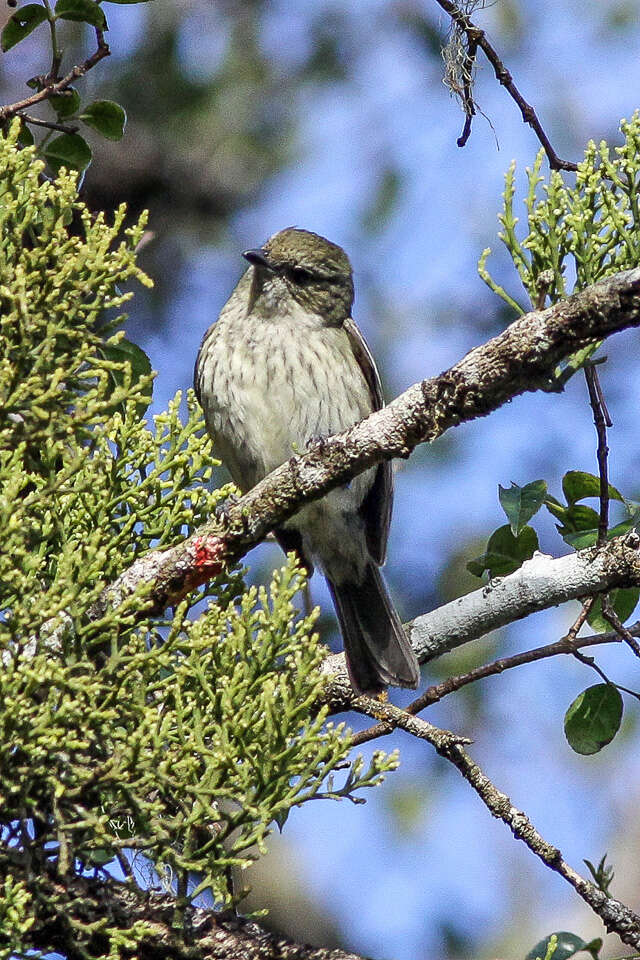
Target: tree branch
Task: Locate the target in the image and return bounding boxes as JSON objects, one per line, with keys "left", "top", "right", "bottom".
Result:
{"left": 0, "top": 28, "right": 109, "bottom": 122}
{"left": 434, "top": 0, "right": 578, "bottom": 170}
{"left": 25, "top": 868, "right": 368, "bottom": 960}
{"left": 348, "top": 701, "right": 640, "bottom": 948}
{"left": 91, "top": 266, "right": 640, "bottom": 624}
{"left": 323, "top": 536, "right": 640, "bottom": 715}
{"left": 408, "top": 536, "right": 640, "bottom": 663}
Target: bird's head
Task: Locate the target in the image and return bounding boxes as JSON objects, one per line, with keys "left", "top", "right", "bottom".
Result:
{"left": 243, "top": 227, "right": 354, "bottom": 325}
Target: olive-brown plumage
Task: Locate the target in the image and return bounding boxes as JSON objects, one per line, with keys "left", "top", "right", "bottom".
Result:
{"left": 194, "top": 228, "right": 419, "bottom": 694}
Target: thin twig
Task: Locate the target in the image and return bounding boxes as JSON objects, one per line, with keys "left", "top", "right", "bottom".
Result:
{"left": 601, "top": 599, "right": 640, "bottom": 660}
{"left": 0, "top": 28, "right": 110, "bottom": 122}
{"left": 350, "top": 620, "right": 632, "bottom": 747}
{"left": 433, "top": 0, "right": 578, "bottom": 170}
{"left": 350, "top": 699, "right": 640, "bottom": 948}
{"left": 584, "top": 363, "right": 612, "bottom": 545}
{"left": 19, "top": 114, "right": 78, "bottom": 135}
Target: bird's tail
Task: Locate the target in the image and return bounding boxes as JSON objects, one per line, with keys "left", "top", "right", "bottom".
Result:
{"left": 327, "top": 564, "right": 420, "bottom": 695}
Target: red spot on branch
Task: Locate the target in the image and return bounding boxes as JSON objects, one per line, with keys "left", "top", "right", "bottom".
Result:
{"left": 192, "top": 535, "right": 226, "bottom": 576}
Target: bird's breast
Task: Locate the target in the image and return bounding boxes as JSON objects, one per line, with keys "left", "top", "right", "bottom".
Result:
{"left": 197, "top": 304, "right": 373, "bottom": 491}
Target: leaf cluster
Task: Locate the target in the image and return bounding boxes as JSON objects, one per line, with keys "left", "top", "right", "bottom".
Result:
{"left": 479, "top": 111, "right": 640, "bottom": 312}
{"left": 479, "top": 112, "right": 640, "bottom": 386}
{"left": 2, "top": 0, "right": 150, "bottom": 175}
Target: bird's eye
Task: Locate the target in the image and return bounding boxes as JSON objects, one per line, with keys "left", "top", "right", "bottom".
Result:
{"left": 286, "top": 267, "right": 315, "bottom": 285}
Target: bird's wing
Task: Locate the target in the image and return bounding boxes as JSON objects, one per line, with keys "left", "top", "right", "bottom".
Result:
{"left": 343, "top": 317, "right": 393, "bottom": 565}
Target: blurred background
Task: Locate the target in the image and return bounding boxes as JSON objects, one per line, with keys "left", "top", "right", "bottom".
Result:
{"left": 3, "top": 1, "right": 640, "bottom": 956}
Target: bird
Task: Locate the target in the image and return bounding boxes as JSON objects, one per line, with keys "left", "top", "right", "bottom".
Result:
{"left": 194, "top": 227, "right": 420, "bottom": 695}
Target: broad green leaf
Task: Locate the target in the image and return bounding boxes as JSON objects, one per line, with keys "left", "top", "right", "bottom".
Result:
{"left": 1, "top": 4, "right": 47, "bottom": 52}
{"left": 562, "top": 470, "right": 623, "bottom": 506}
{"left": 17, "top": 122, "right": 35, "bottom": 147}
{"left": 562, "top": 517, "right": 637, "bottom": 550}
{"left": 80, "top": 100, "right": 127, "bottom": 140}
{"left": 499, "top": 479, "right": 547, "bottom": 535}
{"left": 525, "top": 931, "right": 600, "bottom": 960}
{"left": 98, "top": 338, "right": 153, "bottom": 416}
{"left": 561, "top": 528, "right": 598, "bottom": 549}
{"left": 50, "top": 87, "right": 80, "bottom": 119}
{"left": 587, "top": 587, "right": 640, "bottom": 633}
{"left": 55, "top": 0, "right": 107, "bottom": 27}
{"left": 544, "top": 495, "right": 566, "bottom": 521}
{"left": 564, "top": 684, "right": 623, "bottom": 755}
{"left": 43, "top": 133, "right": 92, "bottom": 174}
{"left": 467, "top": 524, "right": 538, "bottom": 578}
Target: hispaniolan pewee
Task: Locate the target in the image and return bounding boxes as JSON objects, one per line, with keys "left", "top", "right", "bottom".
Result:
{"left": 194, "top": 227, "right": 420, "bottom": 695}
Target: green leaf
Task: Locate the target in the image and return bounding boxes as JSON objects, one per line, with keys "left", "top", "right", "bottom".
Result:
{"left": 467, "top": 524, "right": 538, "bottom": 578}
{"left": 587, "top": 588, "right": 640, "bottom": 633}
{"left": 544, "top": 495, "right": 566, "bottom": 521}
{"left": 561, "top": 516, "right": 637, "bottom": 550}
{"left": 80, "top": 100, "right": 127, "bottom": 141}
{"left": 55, "top": 0, "right": 107, "bottom": 27}
{"left": 499, "top": 479, "right": 547, "bottom": 535}
{"left": 50, "top": 87, "right": 80, "bottom": 120}
{"left": 562, "top": 470, "right": 623, "bottom": 506}
{"left": 1, "top": 4, "right": 48, "bottom": 52}
{"left": 43, "top": 133, "right": 92, "bottom": 174}
{"left": 525, "top": 931, "right": 596, "bottom": 960}
{"left": 561, "top": 528, "right": 598, "bottom": 549}
{"left": 17, "top": 122, "right": 35, "bottom": 147}
{"left": 98, "top": 338, "right": 153, "bottom": 416}
{"left": 564, "top": 684, "right": 623, "bottom": 755}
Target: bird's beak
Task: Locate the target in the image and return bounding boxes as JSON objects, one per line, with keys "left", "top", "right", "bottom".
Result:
{"left": 243, "top": 248, "right": 276, "bottom": 271}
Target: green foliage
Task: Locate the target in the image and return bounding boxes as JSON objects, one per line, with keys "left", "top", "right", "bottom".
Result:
{"left": 1, "top": 4, "right": 47, "bottom": 52}
{"left": 479, "top": 112, "right": 640, "bottom": 312}
{"left": 467, "top": 523, "right": 538, "bottom": 578}
{"left": 479, "top": 112, "right": 640, "bottom": 386}
{"left": 564, "top": 684, "right": 623, "bottom": 755}
{"left": 55, "top": 0, "right": 108, "bottom": 29}
{"left": 0, "top": 123, "right": 397, "bottom": 953}
{"left": 1, "top": 0, "right": 140, "bottom": 174}
{"left": 469, "top": 471, "right": 640, "bottom": 579}
{"left": 525, "top": 931, "right": 602, "bottom": 960}
{"left": 42, "top": 131, "right": 93, "bottom": 174}
{"left": 0, "top": 878, "right": 34, "bottom": 960}
{"left": 80, "top": 100, "right": 127, "bottom": 140}
{"left": 583, "top": 853, "right": 615, "bottom": 898}
{"left": 499, "top": 479, "right": 548, "bottom": 536}
{"left": 587, "top": 588, "right": 640, "bottom": 633}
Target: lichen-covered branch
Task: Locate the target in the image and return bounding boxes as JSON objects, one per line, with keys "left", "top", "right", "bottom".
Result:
{"left": 408, "top": 534, "right": 640, "bottom": 662}
{"left": 434, "top": 0, "right": 578, "bottom": 170}
{"left": 94, "top": 266, "right": 640, "bottom": 621}
{"left": 23, "top": 869, "right": 367, "bottom": 960}
{"left": 346, "top": 697, "right": 640, "bottom": 949}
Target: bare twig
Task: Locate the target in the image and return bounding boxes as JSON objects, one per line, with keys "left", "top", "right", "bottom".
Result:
{"left": 349, "top": 697, "right": 640, "bottom": 948}
{"left": 350, "top": 619, "right": 630, "bottom": 747}
{"left": 434, "top": 0, "right": 578, "bottom": 170}
{"left": 584, "top": 363, "right": 612, "bottom": 544}
{"left": 438, "top": 740, "right": 640, "bottom": 946}
{"left": 0, "top": 28, "right": 110, "bottom": 123}
{"left": 19, "top": 114, "right": 78, "bottom": 135}
{"left": 601, "top": 598, "right": 640, "bottom": 660}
